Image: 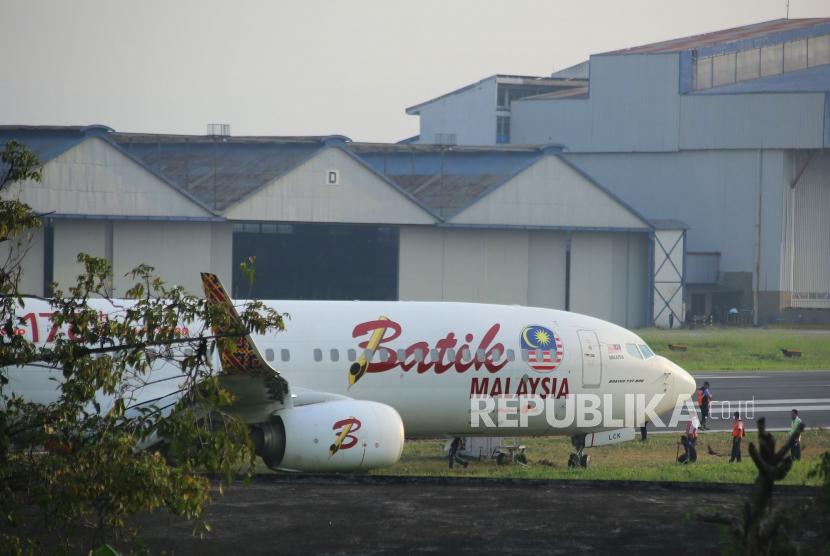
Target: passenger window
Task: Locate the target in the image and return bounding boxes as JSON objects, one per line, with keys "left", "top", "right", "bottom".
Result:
{"left": 313, "top": 349, "right": 322, "bottom": 362}
{"left": 626, "top": 344, "right": 642, "bottom": 359}
{"left": 397, "top": 348, "right": 406, "bottom": 361}
{"left": 430, "top": 348, "right": 439, "bottom": 361}
{"left": 521, "top": 349, "right": 529, "bottom": 362}
{"left": 330, "top": 349, "right": 339, "bottom": 362}
{"left": 476, "top": 349, "right": 486, "bottom": 361}
{"left": 491, "top": 349, "right": 501, "bottom": 360}
{"left": 364, "top": 349, "right": 373, "bottom": 361}
{"left": 446, "top": 348, "right": 455, "bottom": 361}
{"left": 347, "top": 349, "right": 356, "bottom": 362}
{"left": 414, "top": 349, "right": 424, "bottom": 362}
{"left": 506, "top": 349, "right": 515, "bottom": 361}
{"left": 379, "top": 350, "right": 390, "bottom": 362}
{"left": 282, "top": 349, "right": 291, "bottom": 362}
{"left": 639, "top": 344, "right": 655, "bottom": 359}
{"left": 265, "top": 348, "right": 275, "bottom": 362}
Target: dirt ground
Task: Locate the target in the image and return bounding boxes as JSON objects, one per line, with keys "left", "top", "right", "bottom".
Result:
{"left": 134, "top": 475, "right": 822, "bottom": 555}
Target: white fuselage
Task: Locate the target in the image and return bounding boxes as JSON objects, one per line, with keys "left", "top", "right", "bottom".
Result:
{"left": 5, "top": 298, "right": 696, "bottom": 438}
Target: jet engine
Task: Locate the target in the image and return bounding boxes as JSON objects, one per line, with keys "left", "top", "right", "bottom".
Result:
{"left": 250, "top": 399, "right": 405, "bottom": 472}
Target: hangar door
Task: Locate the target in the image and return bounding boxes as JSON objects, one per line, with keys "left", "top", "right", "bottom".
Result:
{"left": 789, "top": 153, "right": 830, "bottom": 309}
{"left": 578, "top": 330, "right": 602, "bottom": 388}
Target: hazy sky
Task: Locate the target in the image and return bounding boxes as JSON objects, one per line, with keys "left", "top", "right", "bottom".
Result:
{"left": 2, "top": 0, "right": 828, "bottom": 142}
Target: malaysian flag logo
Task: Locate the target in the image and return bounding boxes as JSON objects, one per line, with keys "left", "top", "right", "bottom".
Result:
{"left": 520, "top": 325, "right": 564, "bottom": 373}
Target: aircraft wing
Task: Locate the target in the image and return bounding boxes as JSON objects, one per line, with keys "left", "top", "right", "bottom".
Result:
{"left": 200, "top": 274, "right": 404, "bottom": 472}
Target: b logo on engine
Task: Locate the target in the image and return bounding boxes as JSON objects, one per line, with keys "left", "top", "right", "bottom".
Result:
{"left": 329, "top": 417, "right": 362, "bottom": 456}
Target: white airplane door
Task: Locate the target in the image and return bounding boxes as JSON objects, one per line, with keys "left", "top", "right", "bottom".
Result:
{"left": 578, "top": 330, "right": 602, "bottom": 388}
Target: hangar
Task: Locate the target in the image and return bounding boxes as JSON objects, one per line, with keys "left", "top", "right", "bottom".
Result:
{"left": 407, "top": 18, "right": 830, "bottom": 324}
{"left": 1, "top": 125, "right": 684, "bottom": 328}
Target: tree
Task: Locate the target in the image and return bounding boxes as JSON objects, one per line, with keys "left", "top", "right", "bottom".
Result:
{"left": 700, "top": 417, "right": 807, "bottom": 555}
{"left": 0, "top": 141, "right": 285, "bottom": 554}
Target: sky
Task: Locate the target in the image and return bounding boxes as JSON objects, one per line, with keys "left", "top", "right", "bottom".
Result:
{"left": 1, "top": 0, "right": 828, "bottom": 142}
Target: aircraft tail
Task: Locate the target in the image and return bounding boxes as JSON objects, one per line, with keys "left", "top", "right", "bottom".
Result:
{"left": 200, "top": 272, "right": 276, "bottom": 378}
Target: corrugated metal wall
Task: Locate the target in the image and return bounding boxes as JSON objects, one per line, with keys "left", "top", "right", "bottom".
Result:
{"left": 791, "top": 152, "right": 830, "bottom": 308}
{"left": 43, "top": 220, "right": 232, "bottom": 297}
{"left": 399, "top": 227, "right": 648, "bottom": 327}
{"left": 53, "top": 220, "right": 108, "bottom": 292}
{"left": 0, "top": 227, "right": 44, "bottom": 296}
{"left": 224, "top": 148, "right": 434, "bottom": 225}
{"left": 570, "top": 232, "right": 648, "bottom": 327}
{"left": 112, "top": 221, "right": 230, "bottom": 296}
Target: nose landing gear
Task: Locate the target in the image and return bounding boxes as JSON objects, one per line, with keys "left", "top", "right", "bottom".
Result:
{"left": 568, "top": 434, "right": 590, "bottom": 468}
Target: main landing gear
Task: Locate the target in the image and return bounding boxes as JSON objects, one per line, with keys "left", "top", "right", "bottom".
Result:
{"left": 567, "top": 434, "right": 590, "bottom": 469}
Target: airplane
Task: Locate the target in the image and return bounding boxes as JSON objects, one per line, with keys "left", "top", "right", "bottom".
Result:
{"left": 4, "top": 273, "right": 697, "bottom": 472}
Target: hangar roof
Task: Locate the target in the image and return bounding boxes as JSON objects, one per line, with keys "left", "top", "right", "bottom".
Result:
{"left": 405, "top": 74, "right": 586, "bottom": 115}
{"left": 349, "top": 145, "right": 544, "bottom": 219}
{"left": 1, "top": 125, "right": 655, "bottom": 230}
{"left": 0, "top": 125, "right": 109, "bottom": 166}
{"left": 606, "top": 18, "right": 830, "bottom": 55}
{"left": 111, "top": 134, "right": 334, "bottom": 211}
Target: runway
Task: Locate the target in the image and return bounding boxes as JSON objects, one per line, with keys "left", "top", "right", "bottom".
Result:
{"left": 678, "top": 370, "right": 830, "bottom": 432}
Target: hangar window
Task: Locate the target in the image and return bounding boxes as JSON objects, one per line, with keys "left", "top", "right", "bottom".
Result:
{"left": 496, "top": 116, "right": 510, "bottom": 144}
{"left": 232, "top": 222, "right": 399, "bottom": 300}
{"left": 281, "top": 349, "right": 291, "bottom": 362}
{"left": 348, "top": 349, "right": 356, "bottom": 362}
{"left": 638, "top": 344, "right": 655, "bottom": 359}
{"left": 313, "top": 349, "right": 322, "bottom": 362}
{"left": 330, "top": 349, "right": 339, "bottom": 362}
{"left": 265, "top": 348, "right": 275, "bottom": 362}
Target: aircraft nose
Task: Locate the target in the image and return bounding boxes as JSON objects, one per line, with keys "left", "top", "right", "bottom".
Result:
{"left": 665, "top": 357, "right": 696, "bottom": 403}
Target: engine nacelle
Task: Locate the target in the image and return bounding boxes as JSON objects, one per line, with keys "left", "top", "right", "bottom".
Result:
{"left": 250, "top": 400, "right": 405, "bottom": 472}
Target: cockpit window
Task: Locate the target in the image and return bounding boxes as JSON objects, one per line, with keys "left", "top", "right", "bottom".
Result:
{"left": 638, "top": 344, "right": 655, "bottom": 359}
{"left": 625, "top": 343, "right": 643, "bottom": 359}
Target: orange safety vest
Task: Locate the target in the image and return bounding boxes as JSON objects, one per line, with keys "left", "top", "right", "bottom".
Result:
{"left": 732, "top": 420, "right": 745, "bottom": 438}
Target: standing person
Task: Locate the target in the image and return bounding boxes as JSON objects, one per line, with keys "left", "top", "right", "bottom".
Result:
{"left": 684, "top": 416, "right": 699, "bottom": 463}
{"left": 699, "top": 381, "right": 712, "bottom": 430}
{"left": 448, "top": 437, "right": 468, "bottom": 469}
{"left": 790, "top": 409, "right": 803, "bottom": 461}
{"left": 729, "top": 411, "right": 745, "bottom": 463}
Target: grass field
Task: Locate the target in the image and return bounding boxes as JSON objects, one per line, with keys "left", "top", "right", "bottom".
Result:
{"left": 369, "top": 430, "right": 829, "bottom": 485}
{"left": 636, "top": 328, "right": 830, "bottom": 371}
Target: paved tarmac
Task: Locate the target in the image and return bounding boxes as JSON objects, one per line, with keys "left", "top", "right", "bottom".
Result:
{"left": 686, "top": 370, "right": 830, "bottom": 431}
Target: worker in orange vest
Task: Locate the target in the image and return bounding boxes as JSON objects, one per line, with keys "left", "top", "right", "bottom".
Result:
{"left": 729, "top": 411, "right": 745, "bottom": 463}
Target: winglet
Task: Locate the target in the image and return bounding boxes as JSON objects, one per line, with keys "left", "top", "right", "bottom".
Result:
{"left": 200, "top": 272, "right": 278, "bottom": 379}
